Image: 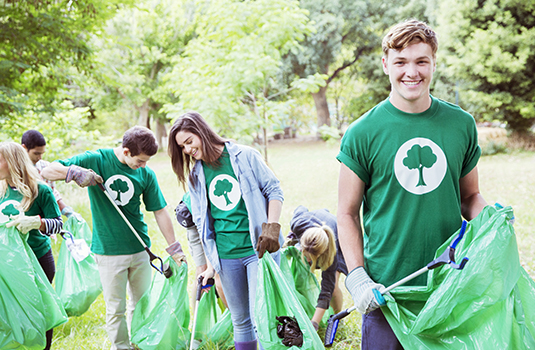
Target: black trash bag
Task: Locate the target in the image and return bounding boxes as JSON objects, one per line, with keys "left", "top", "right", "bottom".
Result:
{"left": 276, "top": 316, "right": 303, "bottom": 347}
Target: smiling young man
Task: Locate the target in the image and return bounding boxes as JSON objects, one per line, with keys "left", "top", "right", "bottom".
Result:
{"left": 41, "top": 126, "right": 187, "bottom": 350}
{"left": 336, "top": 20, "right": 488, "bottom": 349}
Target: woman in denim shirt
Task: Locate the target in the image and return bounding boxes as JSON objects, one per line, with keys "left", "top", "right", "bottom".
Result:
{"left": 168, "top": 111, "right": 284, "bottom": 350}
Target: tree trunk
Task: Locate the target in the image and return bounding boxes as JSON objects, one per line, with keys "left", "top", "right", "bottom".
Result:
{"left": 312, "top": 85, "right": 331, "bottom": 128}
{"left": 155, "top": 119, "right": 167, "bottom": 151}
{"left": 137, "top": 99, "right": 150, "bottom": 128}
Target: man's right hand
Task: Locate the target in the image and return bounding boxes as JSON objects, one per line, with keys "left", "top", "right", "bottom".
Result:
{"left": 345, "top": 267, "right": 387, "bottom": 314}
{"left": 65, "top": 165, "right": 103, "bottom": 187}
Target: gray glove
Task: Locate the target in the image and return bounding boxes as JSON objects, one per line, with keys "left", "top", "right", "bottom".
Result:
{"left": 346, "top": 267, "right": 386, "bottom": 314}
{"left": 66, "top": 165, "right": 103, "bottom": 187}
{"left": 166, "top": 241, "right": 187, "bottom": 267}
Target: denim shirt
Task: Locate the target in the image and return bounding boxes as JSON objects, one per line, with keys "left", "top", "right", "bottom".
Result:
{"left": 188, "top": 141, "right": 284, "bottom": 273}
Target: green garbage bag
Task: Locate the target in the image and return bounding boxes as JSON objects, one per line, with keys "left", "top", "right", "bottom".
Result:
{"left": 0, "top": 223, "right": 68, "bottom": 349}
{"left": 201, "top": 309, "right": 234, "bottom": 350}
{"left": 194, "top": 287, "right": 222, "bottom": 339}
{"left": 280, "top": 246, "right": 334, "bottom": 326}
{"left": 256, "top": 253, "right": 324, "bottom": 349}
{"left": 384, "top": 205, "right": 535, "bottom": 349}
{"left": 55, "top": 214, "right": 102, "bottom": 316}
{"left": 131, "top": 258, "right": 190, "bottom": 350}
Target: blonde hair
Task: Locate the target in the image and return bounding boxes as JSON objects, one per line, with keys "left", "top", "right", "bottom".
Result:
{"left": 0, "top": 142, "right": 42, "bottom": 211}
{"left": 301, "top": 224, "right": 337, "bottom": 272}
{"left": 382, "top": 19, "right": 438, "bottom": 59}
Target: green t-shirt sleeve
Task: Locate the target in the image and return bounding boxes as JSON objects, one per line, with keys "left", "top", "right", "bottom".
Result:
{"left": 142, "top": 167, "right": 167, "bottom": 212}
{"left": 460, "top": 119, "right": 481, "bottom": 178}
{"left": 337, "top": 122, "right": 371, "bottom": 184}
{"left": 26, "top": 183, "right": 61, "bottom": 219}
{"left": 57, "top": 150, "right": 100, "bottom": 170}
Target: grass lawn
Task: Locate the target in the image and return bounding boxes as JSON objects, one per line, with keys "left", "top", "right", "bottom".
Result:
{"left": 49, "top": 137, "right": 535, "bottom": 349}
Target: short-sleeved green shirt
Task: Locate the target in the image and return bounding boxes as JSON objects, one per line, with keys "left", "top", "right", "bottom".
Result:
{"left": 0, "top": 183, "right": 60, "bottom": 258}
{"left": 58, "top": 149, "right": 167, "bottom": 255}
{"left": 203, "top": 147, "right": 254, "bottom": 259}
{"left": 337, "top": 96, "right": 481, "bottom": 287}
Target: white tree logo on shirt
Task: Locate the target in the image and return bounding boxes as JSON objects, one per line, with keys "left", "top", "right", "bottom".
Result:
{"left": 105, "top": 175, "right": 135, "bottom": 206}
{"left": 208, "top": 174, "right": 241, "bottom": 211}
{"left": 394, "top": 138, "right": 447, "bottom": 195}
{"left": 0, "top": 200, "right": 21, "bottom": 223}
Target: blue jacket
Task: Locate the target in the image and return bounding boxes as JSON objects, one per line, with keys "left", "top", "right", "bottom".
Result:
{"left": 188, "top": 141, "right": 284, "bottom": 273}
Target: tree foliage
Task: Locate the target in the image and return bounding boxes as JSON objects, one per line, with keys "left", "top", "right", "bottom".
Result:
{"left": 165, "top": 0, "right": 319, "bottom": 145}
{"left": 436, "top": 0, "right": 535, "bottom": 133}
{"left": 0, "top": 0, "right": 129, "bottom": 119}
{"left": 91, "top": 0, "right": 195, "bottom": 145}
{"left": 280, "top": 0, "right": 396, "bottom": 127}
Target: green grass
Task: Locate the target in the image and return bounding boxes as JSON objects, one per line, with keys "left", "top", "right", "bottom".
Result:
{"left": 49, "top": 139, "right": 535, "bottom": 349}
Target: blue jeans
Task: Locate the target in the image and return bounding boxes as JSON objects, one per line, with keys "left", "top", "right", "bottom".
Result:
{"left": 361, "top": 308, "right": 404, "bottom": 350}
{"left": 218, "top": 252, "right": 280, "bottom": 343}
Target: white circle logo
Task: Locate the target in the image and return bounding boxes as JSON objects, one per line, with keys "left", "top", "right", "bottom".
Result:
{"left": 208, "top": 174, "right": 241, "bottom": 211}
{"left": 105, "top": 175, "right": 135, "bottom": 206}
{"left": 0, "top": 200, "right": 21, "bottom": 223}
{"left": 394, "top": 138, "right": 447, "bottom": 195}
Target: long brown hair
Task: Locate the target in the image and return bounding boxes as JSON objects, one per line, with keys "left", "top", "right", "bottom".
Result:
{"left": 168, "top": 111, "right": 226, "bottom": 187}
{"left": 0, "top": 142, "right": 41, "bottom": 211}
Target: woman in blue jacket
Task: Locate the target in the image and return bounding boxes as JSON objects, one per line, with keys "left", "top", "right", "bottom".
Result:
{"left": 168, "top": 111, "right": 284, "bottom": 350}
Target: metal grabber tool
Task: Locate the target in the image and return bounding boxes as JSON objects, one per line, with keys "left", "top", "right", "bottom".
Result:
{"left": 97, "top": 183, "right": 172, "bottom": 278}
{"left": 325, "top": 221, "right": 470, "bottom": 347}
{"left": 189, "top": 276, "right": 215, "bottom": 350}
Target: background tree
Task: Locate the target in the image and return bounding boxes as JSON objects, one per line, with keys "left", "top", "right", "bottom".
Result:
{"left": 280, "top": 0, "right": 396, "bottom": 129}
{"left": 0, "top": 0, "right": 129, "bottom": 122}
{"left": 91, "top": 0, "right": 195, "bottom": 148}
{"left": 165, "top": 0, "right": 322, "bottom": 160}
{"left": 436, "top": 0, "right": 535, "bottom": 136}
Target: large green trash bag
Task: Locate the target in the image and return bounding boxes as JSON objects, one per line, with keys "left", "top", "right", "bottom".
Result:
{"left": 256, "top": 253, "right": 324, "bottom": 349}
{"left": 131, "top": 258, "right": 190, "bottom": 350}
{"left": 194, "top": 287, "right": 234, "bottom": 349}
{"left": 55, "top": 214, "right": 102, "bottom": 317}
{"left": 201, "top": 309, "right": 234, "bottom": 350}
{"left": 0, "top": 223, "right": 68, "bottom": 349}
{"left": 280, "top": 246, "right": 334, "bottom": 326}
{"left": 383, "top": 205, "right": 535, "bottom": 349}
{"left": 194, "top": 286, "right": 222, "bottom": 340}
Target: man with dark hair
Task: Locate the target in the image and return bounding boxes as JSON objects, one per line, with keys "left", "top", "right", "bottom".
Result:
{"left": 21, "top": 129, "right": 73, "bottom": 215}
{"left": 337, "top": 19, "right": 488, "bottom": 349}
{"left": 42, "top": 126, "right": 187, "bottom": 350}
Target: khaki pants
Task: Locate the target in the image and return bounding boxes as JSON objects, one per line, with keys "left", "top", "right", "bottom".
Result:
{"left": 95, "top": 252, "right": 151, "bottom": 350}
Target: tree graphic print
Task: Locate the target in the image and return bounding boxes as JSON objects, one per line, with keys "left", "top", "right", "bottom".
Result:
{"left": 403, "top": 145, "right": 437, "bottom": 187}
{"left": 2, "top": 203, "right": 19, "bottom": 217}
{"left": 214, "top": 178, "right": 233, "bottom": 205}
{"left": 110, "top": 178, "right": 129, "bottom": 203}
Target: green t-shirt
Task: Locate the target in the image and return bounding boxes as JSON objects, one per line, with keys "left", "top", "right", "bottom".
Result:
{"left": 203, "top": 147, "right": 254, "bottom": 259}
{"left": 337, "top": 96, "right": 481, "bottom": 287}
{"left": 0, "top": 183, "right": 60, "bottom": 258}
{"left": 58, "top": 149, "right": 167, "bottom": 255}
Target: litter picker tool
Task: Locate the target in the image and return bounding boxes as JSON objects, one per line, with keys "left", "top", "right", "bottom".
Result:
{"left": 325, "top": 221, "right": 470, "bottom": 347}
{"left": 189, "top": 276, "right": 215, "bottom": 350}
{"left": 97, "top": 183, "right": 172, "bottom": 278}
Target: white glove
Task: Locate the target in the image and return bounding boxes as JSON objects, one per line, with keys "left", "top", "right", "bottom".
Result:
{"left": 346, "top": 267, "right": 386, "bottom": 314}
{"left": 6, "top": 212, "right": 42, "bottom": 234}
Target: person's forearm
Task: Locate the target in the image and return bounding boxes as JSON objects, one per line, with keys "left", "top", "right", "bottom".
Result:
{"left": 154, "top": 208, "right": 177, "bottom": 245}
{"left": 312, "top": 307, "right": 327, "bottom": 325}
{"left": 267, "top": 199, "right": 282, "bottom": 223}
{"left": 40, "top": 162, "right": 69, "bottom": 181}
{"left": 461, "top": 193, "right": 487, "bottom": 221}
{"left": 337, "top": 212, "right": 365, "bottom": 271}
